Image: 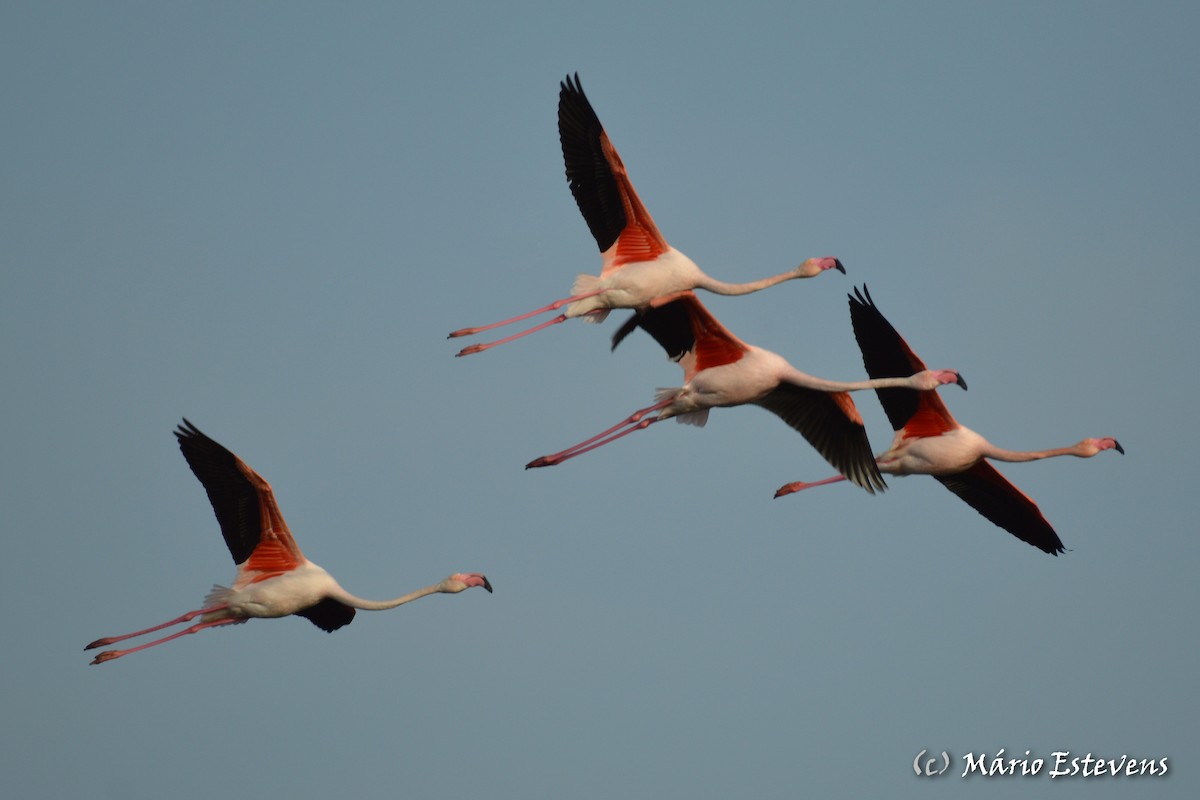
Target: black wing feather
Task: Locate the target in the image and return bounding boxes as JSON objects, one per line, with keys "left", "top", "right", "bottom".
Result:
{"left": 935, "top": 463, "right": 1066, "bottom": 555}
{"left": 610, "top": 312, "right": 641, "bottom": 352}
{"left": 848, "top": 285, "right": 925, "bottom": 431}
{"left": 294, "top": 599, "right": 357, "bottom": 633}
{"left": 610, "top": 301, "right": 695, "bottom": 361}
{"left": 754, "top": 385, "right": 887, "bottom": 494}
{"left": 559, "top": 73, "right": 625, "bottom": 252}
{"left": 174, "top": 418, "right": 261, "bottom": 565}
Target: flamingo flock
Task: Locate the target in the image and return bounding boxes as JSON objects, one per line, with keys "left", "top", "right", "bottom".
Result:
{"left": 89, "top": 73, "right": 1122, "bottom": 665}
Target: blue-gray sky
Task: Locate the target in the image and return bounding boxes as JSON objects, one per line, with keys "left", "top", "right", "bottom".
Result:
{"left": 3, "top": 2, "right": 1195, "bottom": 798}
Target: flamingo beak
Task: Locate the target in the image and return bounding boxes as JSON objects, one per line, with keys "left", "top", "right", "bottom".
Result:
{"left": 481, "top": 576, "right": 494, "bottom": 593}
{"left": 955, "top": 373, "right": 968, "bottom": 390}
{"left": 833, "top": 258, "right": 846, "bottom": 274}
{"left": 1113, "top": 440, "right": 1125, "bottom": 455}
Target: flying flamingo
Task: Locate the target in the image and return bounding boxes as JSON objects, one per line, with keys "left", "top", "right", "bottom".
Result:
{"left": 449, "top": 72, "right": 844, "bottom": 356}
{"left": 526, "top": 291, "right": 965, "bottom": 493}
{"left": 86, "top": 419, "right": 492, "bottom": 665}
{"left": 774, "top": 286, "right": 1124, "bottom": 555}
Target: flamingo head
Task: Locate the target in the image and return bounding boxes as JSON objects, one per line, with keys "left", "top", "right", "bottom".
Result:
{"left": 1082, "top": 437, "right": 1124, "bottom": 456}
{"left": 443, "top": 573, "right": 494, "bottom": 593}
{"left": 913, "top": 369, "right": 967, "bottom": 391}
{"left": 797, "top": 257, "right": 846, "bottom": 278}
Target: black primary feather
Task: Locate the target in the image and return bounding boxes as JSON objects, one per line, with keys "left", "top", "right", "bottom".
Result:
{"left": 935, "top": 465, "right": 1066, "bottom": 555}
{"left": 559, "top": 72, "right": 626, "bottom": 252}
{"left": 848, "top": 285, "right": 924, "bottom": 431}
{"left": 754, "top": 385, "right": 887, "bottom": 494}
{"left": 610, "top": 301, "right": 695, "bottom": 362}
{"left": 174, "top": 418, "right": 262, "bottom": 566}
{"left": 295, "top": 598, "right": 357, "bottom": 632}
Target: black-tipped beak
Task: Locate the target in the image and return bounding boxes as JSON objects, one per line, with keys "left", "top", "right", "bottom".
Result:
{"left": 834, "top": 258, "right": 846, "bottom": 274}
{"left": 482, "top": 576, "right": 494, "bottom": 593}
{"left": 1114, "top": 441, "right": 1125, "bottom": 455}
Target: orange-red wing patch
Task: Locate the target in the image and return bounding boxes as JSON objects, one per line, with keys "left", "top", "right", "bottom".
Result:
{"left": 902, "top": 392, "right": 958, "bottom": 438}
{"left": 235, "top": 457, "right": 306, "bottom": 575}
{"left": 675, "top": 294, "right": 746, "bottom": 378}
{"left": 242, "top": 536, "right": 301, "bottom": 578}
{"left": 601, "top": 132, "right": 668, "bottom": 273}
{"left": 612, "top": 222, "right": 668, "bottom": 267}
{"left": 829, "top": 391, "right": 865, "bottom": 426}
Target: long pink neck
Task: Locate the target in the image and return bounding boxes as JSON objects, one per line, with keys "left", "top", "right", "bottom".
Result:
{"left": 978, "top": 442, "right": 1092, "bottom": 463}
{"left": 694, "top": 271, "right": 801, "bottom": 296}
{"left": 327, "top": 582, "right": 444, "bottom": 611}
{"left": 779, "top": 365, "right": 942, "bottom": 394}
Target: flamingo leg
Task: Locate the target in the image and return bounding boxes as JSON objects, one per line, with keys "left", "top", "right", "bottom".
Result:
{"left": 89, "top": 616, "right": 243, "bottom": 665}
{"left": 448, "top": 290, "right": 606, "bottom": 339}
{"left": 526, "top": 397, "right": 674, "bottom": 468}
{"left": 85, "top": 603, "right": 229, "bottom": 650}
{"left": 774, "top": 474, "right": 849, "bottom": 498}
{"left": 532, "top": 417, "right": 662, "bottom": 468}
{"left": 455, "top": 314, "right": 569, "bottom": 357}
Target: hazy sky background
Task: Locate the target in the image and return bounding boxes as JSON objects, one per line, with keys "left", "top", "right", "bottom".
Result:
{"left": 3, "top": 2, "right": 1196, "bottom": 798}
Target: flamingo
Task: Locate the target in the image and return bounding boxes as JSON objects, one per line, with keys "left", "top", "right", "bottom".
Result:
{"left": 86, "top": 419, "right": 492, "bottom": 665}
{"left": 449, "top": 72, "right": 844, "bottom": 356}
{"left": 526, "top": 291, "right": 965, "bottom": 493}
{"left": 774, "top": 286, "right": 1124, "bottom": 555}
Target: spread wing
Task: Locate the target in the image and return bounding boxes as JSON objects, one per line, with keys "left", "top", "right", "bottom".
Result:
{"left": 174, "top": 419, "right": 306, "bottom": 572}
{"left": 848, "top": 285, "right": 957, "bottom": 436}
{"left": 610, "top": 292, "right": 747, "bottom": 381}
{"left": 294, "top": 598, "right": 357, "bottom": 632}
{"left": 755, "top": 385, "right": 886, "bottom": 494}
{"left": 934, "top": 461, "right": 1065, "bottom": 555}
{"left": 559, "top": 73, "right": 669, "bottom": 272}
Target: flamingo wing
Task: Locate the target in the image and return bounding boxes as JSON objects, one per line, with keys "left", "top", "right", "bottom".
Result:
{"left": 174, "top": 419, "right": 306, "bottom": 572}
{"left": 294, "top": 598, "right": 356, "bottom": 632}
{"left": 848, "top": 285, "right": 957, "bottom": 436}
{"left": 754, "top": 386, "right": 887, "bottom": 493}
{"left": 559, "top": 73, "right": 669, "bottom": 273}
{"left": 610, "top": 311, "right": 643, "bottom": 352}
{"left": 934, "top": 461, "right": 1065, "bottom": 555}
{"left": 610, "top": 292, "right": 747, "bottom": 381}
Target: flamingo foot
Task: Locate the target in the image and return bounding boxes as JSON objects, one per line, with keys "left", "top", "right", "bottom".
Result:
{"left": 90, "top": 650, "right": 123, "bottom": 665}
{"left": 448, "top": 326, "right": 482, "bottom": 339}
{"left": 526, "top": 456, "right": 558, "bottom": 469}
{"left": 455, "top": 343, "right": 489, "bottom": 357}
{"left": 774, "top": 472, "right": 849, "bottom": 497}
{"left": 85, "top": 637, "right": 116, "bottom": 650}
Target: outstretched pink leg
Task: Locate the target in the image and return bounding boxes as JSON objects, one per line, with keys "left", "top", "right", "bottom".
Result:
{"left": 89, "top": 616, "right": 243, "bottom": 665}
{"left": 449, "top": 290, "right": 605, "bottom": 339}
{"left": 773, "top": 474, "right": 849, "bottom": 498}
{"left": 526, "top": 396, "right": 675, "bottom": 468}
{"left": 86, "top": 604, "right": 229, "bottom": 650}
{"left": 455, "top": 314, "right": 569, "bottom": 356}
{"left": 453, "top": 305, "right": 610, "bottom": 357}
{"left": 529, "top": 417, "right": 662, "bottom": 468}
